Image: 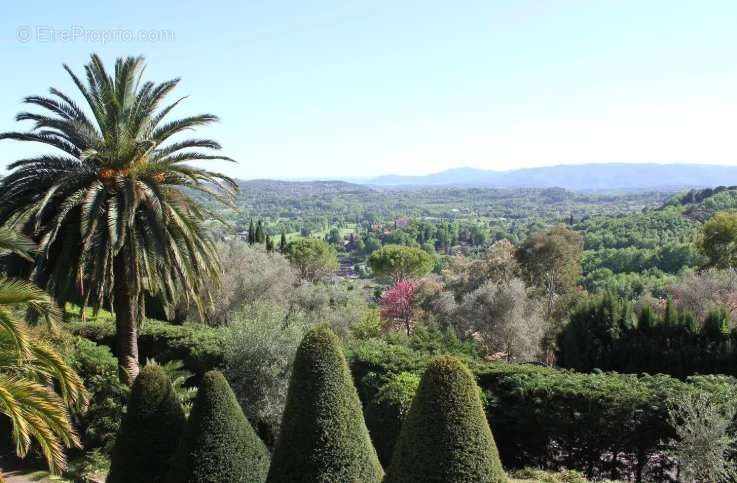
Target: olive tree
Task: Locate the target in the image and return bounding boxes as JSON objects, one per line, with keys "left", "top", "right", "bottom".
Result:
{"left": 668, "top": 391, "right": 737, "bottom": 483}
{"left": 456, "top": 279, "right": 544, "bottom": 361}
{"left": 203, "top": 241, "right": 297, "bottom": 325}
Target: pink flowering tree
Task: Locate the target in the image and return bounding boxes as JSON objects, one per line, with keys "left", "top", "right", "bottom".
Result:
{"left": 380, "top": 279, "right": 418, "bottom": 335}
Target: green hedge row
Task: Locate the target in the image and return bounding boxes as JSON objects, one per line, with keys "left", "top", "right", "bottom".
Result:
{"left": 106, "top": 327, "right": 512, "bottom": 483}
{"left": 347, "top": 337, "right": 737, "bottom": 482}
{"left": 69, "top": 317, "right": 737, "bottom": 481}
{"left": 67, "top": 318, "right": 225, "bottom": 375}
{"left": 557, "top": 293, "right": 737, "bottom": 379}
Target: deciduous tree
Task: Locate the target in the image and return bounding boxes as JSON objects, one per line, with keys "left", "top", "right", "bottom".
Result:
{"left": 380, "top": 279, "right": 418, "bottom": 335}
{"left": 516, "top": 225, "right": 583, "bottom": 336}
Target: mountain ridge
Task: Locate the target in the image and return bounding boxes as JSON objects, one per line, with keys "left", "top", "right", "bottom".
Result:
{"left": 366, "top": 163, "right": 737, "bottom": 190}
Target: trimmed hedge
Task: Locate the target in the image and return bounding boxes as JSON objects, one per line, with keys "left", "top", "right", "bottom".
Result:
{"left": 168, "top": 371, "right": 270, "bottom": 483}
{"left": 68, "top": 318, "right": 225, "bottom": 376}
{"left": 557, "top": 294, "right": 737, "bottom": 379}
{"left": 107, "top": 365, "right": 186, "bottom": 483}
{"left": 347, "top": 337, "right": 737, "bottom": 482}
{"left": 385, "top": 356, "right": 507, "bottom": 483}
{"left": 364, "top": 371, "right": 419, "bottom": 467}
{"left": 267, "top": 326, "right": 383, "bottom": 483}
{"left": 68, "top": 337, "right": 128, "bottom": 453}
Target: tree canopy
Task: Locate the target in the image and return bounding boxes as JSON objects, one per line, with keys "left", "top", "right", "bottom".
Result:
{"left": 0, "top": 54, "right": 235, "bottom": 382}
{"left": 368, "top": 244, "right": 434, "bottom": 281}
{"left": 699, "top": 211, "right": 737, "bottom": 269}
{"left": 284, "top": 238, "right": 339, "bottom": 281}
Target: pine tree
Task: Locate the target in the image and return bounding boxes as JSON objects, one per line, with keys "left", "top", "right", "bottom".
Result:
{"left": 384, "top": 356, "right": 507, "bottom": 483}
{"left": 266, "top": 326, "right": 383, "bottom": 483}
{"left": 108, "top": 365, "right": 186, "bottom": 483}
{"left": 168, "top": 371, "right": 270, "bottom": 483}
{"left": 248, "top": 219, "right": 256, "bottom": 245}
{"left": 279, "top": 232, "right": 287, "bottom": 253}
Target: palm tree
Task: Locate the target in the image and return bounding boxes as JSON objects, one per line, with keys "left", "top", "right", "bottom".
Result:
{"left": 0, "top": 54, "right": 236, "bottom": 384}
{"left": 0, "top": 223, "right": 86, "bottom": 477}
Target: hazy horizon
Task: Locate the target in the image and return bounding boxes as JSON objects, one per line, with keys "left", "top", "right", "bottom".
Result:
{"left": 238, "top": 161, "right": 734, "bottom": 182}
{"left": 3, "top": 2, "right": 737, "bottom": 179}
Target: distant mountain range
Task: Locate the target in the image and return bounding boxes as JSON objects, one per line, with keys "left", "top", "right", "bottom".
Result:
{"left": 366, "top": 163, "right": 737, "bottom": 191}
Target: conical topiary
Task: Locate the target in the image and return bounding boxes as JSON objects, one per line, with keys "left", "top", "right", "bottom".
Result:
{"left": 384, "top": 356, "right": 507, "bottom": 483}
{"left": 167, "top": 370, "right": 270, "bottom": 483}
{"left": 266, "top": 325, "right": 383, "bottom": 483}
{"left": 107, "top": 364, "right": 186, "bottom": 483}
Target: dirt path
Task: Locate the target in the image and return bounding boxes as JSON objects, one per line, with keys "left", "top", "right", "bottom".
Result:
{"left": 0, "top": 455, "right": 67, "bottom": 483}
{"left": 1, "top": 469, "right": 56, "bottom": 482}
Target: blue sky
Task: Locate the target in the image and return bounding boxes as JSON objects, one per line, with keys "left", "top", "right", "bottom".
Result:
{"left": 2, "top": 1, "right": 737, "bottom": 179}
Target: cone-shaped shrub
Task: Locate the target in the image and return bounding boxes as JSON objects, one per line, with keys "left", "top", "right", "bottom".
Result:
{"left": 168, "top": 370, "right": 270, "bottom": 483}
{"left": 266, "top": 325, "right": 383, "bottom": 483}
{"left": 107, "top": 364, "right": 186, "bottom": 483}
{"left": 384, "top": 356, "right": 507, "bottom": 483}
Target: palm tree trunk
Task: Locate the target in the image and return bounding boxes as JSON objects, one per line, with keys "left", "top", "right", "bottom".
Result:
{"left": 113, "top": 250, "right": 140, "bottom": 385}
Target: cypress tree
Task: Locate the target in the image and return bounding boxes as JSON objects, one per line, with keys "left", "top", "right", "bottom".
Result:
{"left": 638, "top": 304, "right": 656, "bottom": 334}
{"left": 279, "top": 232, "right": 287, "bottom": 253}
{"left": 248, "top": 219, "right": 256, "bottom": 245}
{"left": 266, "top": 326, "right": 383, "bottom": 483}
{"left": 384, "top": 356, "right": 507, "bottom": 483}
{"left": 256, "top": 220, "right": 265, "bottom": 244}
{"left": 107, "top": 365, "right": 186, "bottom": 483}
{"left": 168, "top": 371, "right": 270, "bottom": 483}
{"left": 703, "top": 306, "right": 731, "bottom": 339}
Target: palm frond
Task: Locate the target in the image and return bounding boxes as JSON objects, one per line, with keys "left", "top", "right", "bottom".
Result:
{"left": 0, "top": 375, "right": 80, "bottom": 475}
{"left": 0, "top": 226, "right": 36, "bottom": 260}
{"left": 0, "top": 279, "right": 61, "bottom": 327}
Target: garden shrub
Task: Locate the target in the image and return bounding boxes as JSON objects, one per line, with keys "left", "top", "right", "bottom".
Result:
{"left": 151, "top": 359, "right": 198, "bottom": 416}
{"left": 347, "top": 327, "right": 478, "bottom": 404}
{"left": 266, "top": 326, "right": 383, "bottom": 483}
{"left": 364, "top": 371, "right": 419, "bottom": 467}
{"left": 347, "top": 337, "right": 737, "bottom": 481}
{"left": 68, "top": 336, "right": 128, "bottom": 454}
{"left": 384, "top": 356, "right": 507, "bottom": 483}
{"left": 224, "top": 304, "right": 308, "bottom": 447}
{"left": 168, "top": 371, "right": 270, "bottom": 483}
{"left": 510, "top": 468, "right": 588, "bottom": 483}
{"left": 107, "top": 365, "right": 186, "bottom": 483}
{"left": 666, "top": 389, "right": 737, "bottom": 482}
{"left": 68, "top": 317, "right": 225, "bottom": 375}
